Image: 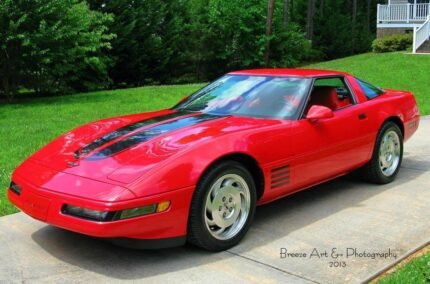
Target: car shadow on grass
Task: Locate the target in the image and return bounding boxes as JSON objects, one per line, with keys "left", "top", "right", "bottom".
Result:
{"left": 30, "top": 160, "right": 426, "bottom": 280}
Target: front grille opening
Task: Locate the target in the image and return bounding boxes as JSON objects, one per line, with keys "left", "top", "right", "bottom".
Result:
{"left": 9, "top": 182, "right": 22, "bottom": 196}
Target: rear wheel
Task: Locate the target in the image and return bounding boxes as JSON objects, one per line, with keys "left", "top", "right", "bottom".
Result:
{"left": 362, "top": 122, "right": 403, "bottom": 184}
{"left": 187, "top": 161, "right": 256, "bottom": 251}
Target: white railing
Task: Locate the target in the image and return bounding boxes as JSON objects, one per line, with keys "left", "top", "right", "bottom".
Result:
{"left": 413, "top": 15, "right": 430, "bottom": 53}
{"left": 377, "top": 3, "right": 430, "bottom": 23}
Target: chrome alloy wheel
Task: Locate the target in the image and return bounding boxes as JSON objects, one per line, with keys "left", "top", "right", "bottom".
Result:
{"left": 379, "top": 130, "right": 401, "bottom": 176}
{"left": 204, "top": 174, "right": 251, "bottom": 240}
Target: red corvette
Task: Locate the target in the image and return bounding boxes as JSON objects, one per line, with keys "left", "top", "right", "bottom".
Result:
{"left": 8, "top": 69, "right": 419, "bottom": 251}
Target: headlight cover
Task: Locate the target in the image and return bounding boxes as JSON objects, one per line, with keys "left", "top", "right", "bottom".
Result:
{"left": 62, "top": 205, "right": 113, "bottom": 222}
{"left": 61, "top": 201, "right": 171, "bottom": 222}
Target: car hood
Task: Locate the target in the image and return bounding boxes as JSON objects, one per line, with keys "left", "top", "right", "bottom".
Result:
{"left": 29, "top": 109, "right": 281, "bottom": 189}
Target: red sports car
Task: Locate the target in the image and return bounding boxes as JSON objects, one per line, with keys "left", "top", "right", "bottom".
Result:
{"left": 8, "top": 69, "right": 419, "bottom": 251}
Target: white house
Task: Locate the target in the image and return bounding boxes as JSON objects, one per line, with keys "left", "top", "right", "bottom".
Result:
{"left": 377, "top": 0, "right": 430, "bottom": 52}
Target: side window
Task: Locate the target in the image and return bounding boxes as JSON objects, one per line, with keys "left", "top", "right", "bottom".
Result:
{"left": 356, "top": 78, "right": 384, "bottom": 100}
{"left": 314, "top": 78, "right": 345, "bottom": 88}
{"left": 305, "top": 77, "right": 354, "bottom": 114}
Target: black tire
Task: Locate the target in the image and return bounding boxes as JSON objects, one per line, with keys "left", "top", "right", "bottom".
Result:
{"left": 187, "top": 161, "right": 257, "bottom": 251}
{"left": 361, "top": 122, "right": 403, "bottom": 184}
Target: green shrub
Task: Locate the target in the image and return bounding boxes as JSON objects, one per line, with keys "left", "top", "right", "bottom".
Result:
{"left": 372, "top": 34, "right": 413, "bottom": 53}
{"left": 0, "top": 0, "right": 114, "bottom": 101}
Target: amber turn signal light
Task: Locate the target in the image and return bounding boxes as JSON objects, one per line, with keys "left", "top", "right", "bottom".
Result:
{"left": 156, "top": 201, "right": 171, "bottom": 213}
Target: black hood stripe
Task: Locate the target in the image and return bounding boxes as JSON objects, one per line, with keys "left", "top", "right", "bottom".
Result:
{"left": 86, "top": 113, "right": 222, "bottom": 160}
{"left": 75, "top": 111, "right": 190, "bottom": 158}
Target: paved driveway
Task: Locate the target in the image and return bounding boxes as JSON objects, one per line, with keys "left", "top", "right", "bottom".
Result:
{"left": 1, "top": 117, "right": 429, "bottom": 284}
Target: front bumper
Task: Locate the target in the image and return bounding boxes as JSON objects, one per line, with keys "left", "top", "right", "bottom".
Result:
{"left": 7, "top": 174, "right": 194, "bottom": 242}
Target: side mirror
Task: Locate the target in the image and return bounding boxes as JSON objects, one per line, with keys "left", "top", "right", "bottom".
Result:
{"left": 306, "top": 105, "right": 334, "bottom": 122}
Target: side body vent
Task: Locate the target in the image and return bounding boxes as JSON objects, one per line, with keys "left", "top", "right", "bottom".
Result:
{"left": 270, "top": 165, "right": 290, "bottom": 189}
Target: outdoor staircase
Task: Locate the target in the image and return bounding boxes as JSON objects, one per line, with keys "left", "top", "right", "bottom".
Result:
{"left": 413, "top": 15, "right": 430, "bottom": 53}
{"left": 416, "top": 39, "right": 430, "bottom": 53}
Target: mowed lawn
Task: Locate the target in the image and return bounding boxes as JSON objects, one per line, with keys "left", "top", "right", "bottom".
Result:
{"left": 377, "top": 246, "right": 430, "bottom": 284}
{"left": 0, "top": 84, "right": 204, "bottom": 216}
{"left": 1, "top": 52, "right": 429, "bottom": 216}
{"left": 307, "top": 52, "right": 430, "bottom": 115}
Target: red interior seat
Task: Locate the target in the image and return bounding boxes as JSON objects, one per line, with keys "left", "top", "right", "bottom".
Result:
{"left": 307, "top": 86, "right": 351, "bottom": 112}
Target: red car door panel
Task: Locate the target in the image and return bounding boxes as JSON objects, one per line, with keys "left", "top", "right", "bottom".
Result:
{"left": 290, "top": 106, "right": 371, "bottom": 190}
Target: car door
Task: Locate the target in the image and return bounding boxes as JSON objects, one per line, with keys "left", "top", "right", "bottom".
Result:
{"left": 290, "top": 76, "right": 371, "bottom": 189}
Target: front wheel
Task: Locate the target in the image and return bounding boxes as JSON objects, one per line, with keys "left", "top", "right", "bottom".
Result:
{"left": 362, "top": 122, "right": 403, "bottom": 184}
{"left": 187, "top": 161, "right": 256, "bottom": 251}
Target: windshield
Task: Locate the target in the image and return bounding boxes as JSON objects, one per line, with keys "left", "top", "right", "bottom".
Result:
{"left": 174, "top": 75, "right": 312, "bottom": 119}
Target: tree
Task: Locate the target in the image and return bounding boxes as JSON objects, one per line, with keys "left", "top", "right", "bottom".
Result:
{"left": 367, "top": 0, "right": 372, "bottom": 33}
{"left": 306, "top": 0, "right": 316, "bottom": 40}
{"left": 352, "top": 0, "right": 357, "bottom": 26}
{"left": 264, "top": 0, "right": 276, "bottom": 66}
{"left": 88, "top": 0, "right": 195, "bottom": 85}
{"left": 352, "top": 0, "right": 357, "bottom": 50}
{"left": 0, "top": 0, "right": 114, "bottom": 101}
{"left": 284, "top": 0, "right": 290, "bottom": 26}
{"left": 0, "top": 0, "right": 384, "bottom": 96}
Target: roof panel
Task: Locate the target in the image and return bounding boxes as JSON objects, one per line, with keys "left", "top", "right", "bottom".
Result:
{"left": 228, "top": 68, "right": 348, "bottom": 77}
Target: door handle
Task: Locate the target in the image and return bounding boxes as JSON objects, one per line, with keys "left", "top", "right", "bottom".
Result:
{"left": 358, "top": 113, "right": 367, "bottom": 120}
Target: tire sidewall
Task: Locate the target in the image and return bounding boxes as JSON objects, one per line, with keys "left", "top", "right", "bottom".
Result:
{"left": 188, "top": 161, "right": 257, "bottom": 251}
{"left": 373, "top": 123, "right": 403, "bottom": 183}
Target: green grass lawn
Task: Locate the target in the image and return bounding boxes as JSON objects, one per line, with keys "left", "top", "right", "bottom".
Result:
{"left": 1, "top": 52, "right": 429, "bottom": 216}
{"left": 377, "top": 248, "right": 430, "bottom": 284}
{"left": 307, "top": 52, "right": 430, "bottom": 115}
{"left": 0, "top": 84, "right": 204, "bottom": 215}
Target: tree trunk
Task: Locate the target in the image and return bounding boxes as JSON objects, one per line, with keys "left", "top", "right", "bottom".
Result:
{"left": 1, "top": 57, "right": 14, "bottom": 102}
{"left": 367, "top": 0, "right": 371, "bottom": 33}
{"left": 352, "top": 0, "right": 358, "bottom": 51}
{"left": 3, "top": 77, "right": 10, "bottom": 102}
{"left": 290, "top": 0, "right": 294, "bottom": 22}
{"left": 2, "top": 75, "right": 15, "bottom": 103}
{"left": 283, "top": 0, "right": 289, "bottom": 26}
{"left": 264, "top": 0, "right": 275, "bottom": 66}
{"left": 320, "top": 0, "right": 324, "bottom": 17}
{"left": 306, "top": 0, "right": 315, "bottom": 40}
{"left": 352, "top": 0, "right": 357, "bottom": 26}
